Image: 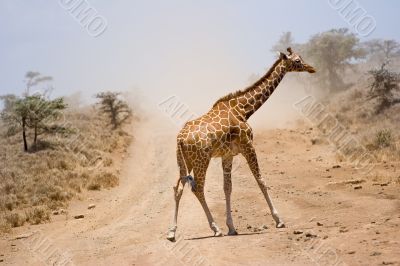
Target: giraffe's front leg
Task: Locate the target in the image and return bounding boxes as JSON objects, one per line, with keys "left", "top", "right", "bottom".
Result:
{"left": 222, "top": 156, "right": 238, "bottom": 235}
{"left": 241, "top": 144, "right": 285, "bottom": 228}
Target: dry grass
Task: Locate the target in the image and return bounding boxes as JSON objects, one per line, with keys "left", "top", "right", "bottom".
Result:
{"left": 326, "top": 81, "right": 400, "bottom": 163}
{"left": 374, "top": 129, "right": 393, "bottom": 148}
{"left": 0, "top": 107, "right": 132, "bottom": 231}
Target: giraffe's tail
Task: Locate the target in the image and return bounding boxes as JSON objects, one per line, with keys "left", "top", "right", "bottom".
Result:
{"left": 184, "top": 175, "right": 196, "bottom": 192}
{"left": 177, "top": 141, "right": 196, "bottom": 192}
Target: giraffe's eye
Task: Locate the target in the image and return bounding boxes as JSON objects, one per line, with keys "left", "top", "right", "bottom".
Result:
{"left": 295, "top": 59, "right": 301, "bottom": 63}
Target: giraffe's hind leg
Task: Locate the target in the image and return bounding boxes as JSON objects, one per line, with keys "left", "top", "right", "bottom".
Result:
{"left": 167, "top": 149, "right": 192, "bottom": 242}
{"left": 222, "top": 156, "right": 238, "bottom": 235}
{"left": 241, "top": 144, "right": 285, "bottom": 228}
{"left": 167, "top": 175, "right": 187, "bottom": 242}
{"left": 193, "top": 161, "right": 223, "bottom": 237}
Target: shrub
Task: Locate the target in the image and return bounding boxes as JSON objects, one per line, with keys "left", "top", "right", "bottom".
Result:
{"left": 368, "top": 63, "right": 400, "bottom": 113}
{"left": 3, "top": 212, "right": 25, "bottom": 228}
{"left": 87, "top": 182, "right": 101, "bottom": 191}
{"left": 375, "top": 129, "right": 393, "bottom": 148}
{"left": 95, "top": 91, "right": 132, "bottom": 129}
{"left": 87, "top": 172, "right": 119, "bottom": 191}
{"left": 25, "top": 207, "right": 50, "bottom": 225}
{"left": 95, "top": 172, "right": 119, "bottom": 188}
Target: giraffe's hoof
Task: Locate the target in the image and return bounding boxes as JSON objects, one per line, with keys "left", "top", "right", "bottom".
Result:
{"left": 227, "top": 229, "right": 238, "bottom": 236}
{"left": 276, "top": 222, "right": 286, "bottom": 228}
{"left": 214, "top": 231, "right": 224, "bottom": 237}
{"left": 167, "top": 232, "right": 176, "bottom": 242}
{"left": 167, "top": 236, "right": 176, "bottom": 242}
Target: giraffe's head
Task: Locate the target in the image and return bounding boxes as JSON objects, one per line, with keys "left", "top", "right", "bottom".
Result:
{"left": 279, "top": 47, "right": 316, "bottom": 73}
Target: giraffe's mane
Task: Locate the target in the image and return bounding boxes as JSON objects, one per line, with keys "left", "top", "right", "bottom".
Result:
{"left": 212, "top": 57, "right": 282, "bottom": 107}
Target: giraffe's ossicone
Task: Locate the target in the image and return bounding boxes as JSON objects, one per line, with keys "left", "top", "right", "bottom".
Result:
{"left": 167, "top": 47, "right": 316, "bottom": 242}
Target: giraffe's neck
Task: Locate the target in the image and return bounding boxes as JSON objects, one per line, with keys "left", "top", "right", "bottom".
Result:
{"left": 236, "top": 59, "right": 287, "bottom": 119}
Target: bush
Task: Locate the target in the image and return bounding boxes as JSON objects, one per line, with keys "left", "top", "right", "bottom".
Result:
{"left": 87, "top": 172, "right": 119, "bottom": 190}
{"left": 368, "top": 63, "right": 400, "bottom": 113}
{"left": 87, "top": 182, "right": 101, "bottom": 191}
{"left": 3, "top": 212, "right": 25, "bottom": 228}
{"left": 375, "top": 129, "right": 393, "bottom": 148}
{"left": 25, "top": 207, "right": 50, "bottom": 225}
{"left": 95, "top": 91, "right": 132, "bottom": 129}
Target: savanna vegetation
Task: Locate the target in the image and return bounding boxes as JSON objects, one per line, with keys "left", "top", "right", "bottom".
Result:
{"left": 272, "top": 28, "right": 400, "bottom": 163}
{"left": 0, "top": 74, "right": 134, "bottom": 232}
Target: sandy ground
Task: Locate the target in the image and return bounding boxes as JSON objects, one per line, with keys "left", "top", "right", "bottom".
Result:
{"left": 0, "top": 118, "right": 399, "bottom": 266}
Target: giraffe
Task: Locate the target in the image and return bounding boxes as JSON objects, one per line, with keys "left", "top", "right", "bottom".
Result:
{"left": 167, "top": 47, "right": 316, "bottom": 241}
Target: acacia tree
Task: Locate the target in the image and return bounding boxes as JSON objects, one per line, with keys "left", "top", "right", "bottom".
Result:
{"left": 24, "top": 71, "right": 53, "bottom": 96}
{"left": 1, "top": 95, "right": 66, "bottom": 151}
{"left": 364, "top": 39, "right": 400, "bottom": 64}
{"left": 368, "top": 63, "right": 400, "bottom": 113}
{"left": 26, "top": 95, "right": 67, "bottom": 147}
{"left": 95, "top": 92, "right": 132, "bottom": 129}
{"left": 1, "top": 97, "right": 30, "bottom": 151}
{"left": 302, "top": 28, "right": 366, "bottom": 93}
{"left": 1, "top": 71, "right": 65, "bottom": 151}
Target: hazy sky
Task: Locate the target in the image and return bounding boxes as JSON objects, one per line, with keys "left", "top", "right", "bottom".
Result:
{"left": 0, "top": 1, "right": 399, "bottom": 119}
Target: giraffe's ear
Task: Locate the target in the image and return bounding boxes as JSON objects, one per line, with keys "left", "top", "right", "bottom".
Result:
{"left": 278, "top": 52, "right": 288, "bottom": 60}
{"left": 287, "top": 47, "right": 293, "bottom": 55}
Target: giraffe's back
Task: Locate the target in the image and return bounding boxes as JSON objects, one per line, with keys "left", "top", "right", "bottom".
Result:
{"left": 177, "top": 103, "right": 252, "bottom": 159}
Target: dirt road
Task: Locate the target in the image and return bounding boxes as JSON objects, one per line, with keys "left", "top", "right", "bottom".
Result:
{"left": 1, "top": 118, "right": 399, "bottom": 266}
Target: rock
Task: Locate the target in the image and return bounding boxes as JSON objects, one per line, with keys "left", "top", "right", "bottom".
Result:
{"left": 253, "top": 227, "right": 261, "bottom": 232}
{"left": 53, "top": 208, "right": 66, "bottom": 215}
{"left": 247, "top": 225, "right": 252, "bottom": 229}
{"left": 332, "top": 165, "right": 341, "bottom": 169}
{"left": 339, "top": 228, "right": 348, "bottom": 233}
{"left": 317, "top": 222, "right": 323, "bottom": 226}
{"left": 370, "top": 251, "right": 382, "bottom": 256}
{"left": 0, "top": 259, "right": 3, "bottom": 262}
{"left": 74, "top": 214, "right": 84, "bottom": 219}
{"left": 323, "top": 235, "right": 328, "bottom": 239}
{"left": 14, "top": 233, "right": 33, "bottom": 240}
{"left": 354, "top": 185, "right": 362, "bottom": 190}
{"left": 262, "top": 225, "right": 268, "bottom": 229}
{"left": 305, "top": 232, "right": 317, "bottom": 238}
{"left": 88, "top": 204, "right": 96, "bottom": 209}
{"left": 293, "top": 230, "right": 303, "bottom": 235}
{"left": 348, "top": 251, "right": 356, "bottom": 254}
{"left": 345, "top": 179, "right": 365, "bottom": 185}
